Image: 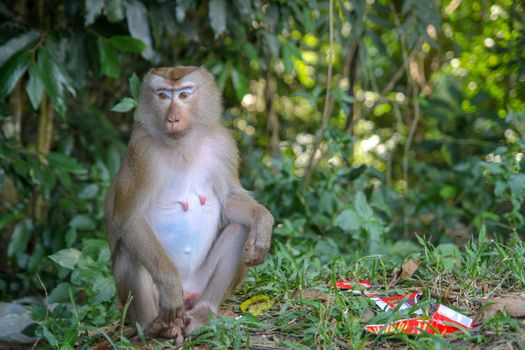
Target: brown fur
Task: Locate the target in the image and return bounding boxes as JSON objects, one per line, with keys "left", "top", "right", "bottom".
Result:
{"left": 104, "top": 66, "right": 274, "bottom": 342}
{"left": 151, "top": 66, "right": 200, "bottom": 81}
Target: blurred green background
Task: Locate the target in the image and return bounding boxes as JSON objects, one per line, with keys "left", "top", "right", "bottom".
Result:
{"left": 0, "top": 0, "right": 523, "bottom": 322}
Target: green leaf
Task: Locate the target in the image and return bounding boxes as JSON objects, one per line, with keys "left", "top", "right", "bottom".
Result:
{"left": 335, "top": 209, "right": 361, "bottom": 231}
{"left": 363, "top": 217, "right": 384, "bottom": 237}
{"left": 509, "top": 174, "right": 525, "bottom": 198}
{"left": 0, "top": 50, "right": 31, "bottom": 99}
{"left": 27, "top": 243, "right": 45, "bottom": 273}
{"left": 495, "top": 180, "right": 506, "bottom": 197}
{"left": 0, "top": 30, "right": 39, "bottom": 67}
{"left": 97, "top": 38, "right": 120, "bottom": 78}
{"left": 47, "top": 152, "right": 86, "bottom": 174}
{"left": 65, "top": 228, "right": 77, "bottom": 247}
{"left": 37, "top": 49, "right": 66, "bottom": 115}
{"left": 85, "top": 0, "right": 105, "bottom": 26}
{"left": 0, "top": 211, "right": 23, "bottom": 230}
{"left": 243, "top": 42, "right": 259, "bottom": 61}
{"left": 439, "top": 185, "right": 457, "bottom": 200}
{"left": 129, "top": 73, "right": 140, "bottom": 99}
{"left": 49, "top": 248, "right": 81, "bottom": 269}
{"left": 105, "top": 145, "right": 121, "bottom": 179}
{"left": 66, "top": 33, "right": 88, "bottom": 87}
{"left": 110, "top": 35, "right": 146, "bottom": 53}
{"left": 40, "top": 326, "right": 58, "bottom": 347}
{"left": 371, "top": 188, "right": 391, "bottom": 216}
{"left": 105, "top": 0, "right": 124, "bottom": 22}
{"left": 92, "top": 276, "right": 116, "bottom": 303}
{"left": 78, "top": 184, "right": 99, "bottom": 199}
{"left": 216, "top": 66, "right": 230, "bottom": 91}
{"left": 7, "top": 220, "right": 32, "bottom": 258}
{"left": 355, "top": 191, "right": 373, "bottom": 218}
{"left": 480, "top": 161, "right": 503, "bottom": 174}
{"left": 231, "top": 67, "right": 248, "bottom": 102}
{"left": 209, "top": 0, "right": 226, "bottom": 38}
{"left": 434, "top": 243, "right": 462, "bottom": 271}
{"left": 69, "top": 214, "right": 96, "bottom": 231}
{"left": 363, "top": 217, "right": 384, "bottom": 254}
{"left": 26, "top": 65, "right": 44, "bottom": 110}
{"left": 111, "top": 97, "right": 137, "bottom": 112}
{"left": 125, "top": 0, "right": 156, "bottom": 61}
{"left": 48, "top": 282, "right": 74, "bottom": 303}
{"left": 282, "top": 43, "right": 301, "bottom": 74}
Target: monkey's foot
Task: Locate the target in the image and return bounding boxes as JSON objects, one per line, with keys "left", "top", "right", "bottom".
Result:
{"left": 160, "top": 316, "right": 188, "bottom": 344}
{"left": 148, "top": 314, "right": 188, "bottom": 344}
{"left": 184, "top": 303, "right": 214, "bottom": 336}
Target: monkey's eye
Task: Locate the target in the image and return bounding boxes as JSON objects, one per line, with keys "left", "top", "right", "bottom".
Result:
{"left": 176, "top": 86, "right": 194, "bottom": 101}
{"left": 157, "top": 89, "right": 173, "bottom": 101}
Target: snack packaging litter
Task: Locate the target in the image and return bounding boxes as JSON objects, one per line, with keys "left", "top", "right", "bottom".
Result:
{"left": 365, "top": 304, "right": 474, "bottom": 335}
{"left": 336, "top": 280, "right": 422, "bottom": 313}
{"left": 335, "top": 281, "right": 373, "bottom": 290}
{"left": 336, "top": 281, "right": 474, "bottom": 335}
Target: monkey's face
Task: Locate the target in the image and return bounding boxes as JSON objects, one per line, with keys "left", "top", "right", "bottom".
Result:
{"left": 137, "top": 66, "right": 222, "bottom": 139}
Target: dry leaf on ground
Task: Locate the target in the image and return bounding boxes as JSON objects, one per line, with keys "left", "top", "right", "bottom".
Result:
{"left": 389, "top": 259, "right": 420, "bottom": 288}
{"left": 480, "top": 293, "right": 525, "bottom": 320}
{"left": 292, "top": 288, "right": 331, "bottom": 303}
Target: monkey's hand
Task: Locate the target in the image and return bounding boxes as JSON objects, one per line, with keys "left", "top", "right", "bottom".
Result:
{"left": 159, "top": 283, "right": 186, "bottom": 334}
{"left": 243, "top": 207, "right": 274, "bottom": 266}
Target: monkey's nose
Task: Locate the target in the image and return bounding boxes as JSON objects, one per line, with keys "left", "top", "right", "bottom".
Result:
{"left": 167, "top": 112, "right": 180, "bottom": 123}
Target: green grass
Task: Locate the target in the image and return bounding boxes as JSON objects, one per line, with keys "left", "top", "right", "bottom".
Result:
{"left": 30, "top": 228, "right": 525, "bottom": 349}
{"left": 186, "top": 231, "right": 524, "bottom": 350}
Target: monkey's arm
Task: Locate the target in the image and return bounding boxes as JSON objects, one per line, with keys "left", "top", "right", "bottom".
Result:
{"left": 221, "top": 186, "right": 274, "bottom": 265}
{"left": 105, "top": 147, "right": 185, "bottom": 324}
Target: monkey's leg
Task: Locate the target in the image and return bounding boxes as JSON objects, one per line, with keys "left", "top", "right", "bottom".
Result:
{"left": 112, "top": 241, "right": 161, "bottom": 335}
{"left": 184, "top": 223, "right": 248, "bottom": 335}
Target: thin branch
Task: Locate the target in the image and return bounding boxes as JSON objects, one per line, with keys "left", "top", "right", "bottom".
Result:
{"left": 304, "top": 0, "right": 334, "bottom": 184}
{"left": 31, "top": 274, "right": 48, "bottom": 350}
{"left": 391, "top": 2, "right": 421, "bottom": 236}
{"left": 343, "top": 40, "right": 360, "bottom": 134}
{"left": 402, "top": 91, "right": 420, "bottom": 193}
{"left": 265, "top": 71, "right": 280, "bottom": 160}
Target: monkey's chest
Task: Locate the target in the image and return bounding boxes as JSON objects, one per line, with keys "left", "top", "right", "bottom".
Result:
{"left": 149, "top": 188, "right": 220, "bottom": 280}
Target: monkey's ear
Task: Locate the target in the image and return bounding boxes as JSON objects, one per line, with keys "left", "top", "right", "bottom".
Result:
{"left": 151, "top": 66, "right": 200, "bottom": 81}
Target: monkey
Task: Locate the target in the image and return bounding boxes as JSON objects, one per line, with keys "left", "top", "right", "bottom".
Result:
{"left": 104, "top": 66, "right": 274, "bottom": 342}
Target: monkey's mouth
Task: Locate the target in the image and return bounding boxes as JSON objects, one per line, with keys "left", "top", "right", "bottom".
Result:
{"left": 166, "top": 126, "right": 190, "bottom": 139}
{"left": 166, "top": 118, "right": 186, "bottom": 134}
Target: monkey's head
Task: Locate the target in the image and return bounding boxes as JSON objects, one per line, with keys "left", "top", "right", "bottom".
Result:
{"left": 136, "top": 66, "right": 222, "bottom": 139}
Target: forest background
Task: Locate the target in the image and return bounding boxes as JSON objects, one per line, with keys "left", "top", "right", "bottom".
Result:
{"left": 0, "top": 0, "right": 524, "bottom": 348}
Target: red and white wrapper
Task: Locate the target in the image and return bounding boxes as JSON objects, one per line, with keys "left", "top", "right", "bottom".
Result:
{"left": 364, "top": 292, "right": 423, "bottom": 314}
{"left": 335, "top": 281, "right": 373, "bottom": 290}
{"left": 336, "top": 281, "right": 473, "bottom": 335}
{"left": 365, "top": 304, "right": 474, "bottom": 335}
{"left": 336, "top": 280, "right": 423, "bottom": 314}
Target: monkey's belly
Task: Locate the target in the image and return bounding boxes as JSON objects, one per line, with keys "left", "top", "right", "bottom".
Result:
{"left": 149, "top": 192, "right": 220, "bottom": 284}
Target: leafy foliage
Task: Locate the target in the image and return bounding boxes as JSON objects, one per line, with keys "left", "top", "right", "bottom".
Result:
{"left": 0, "top": 0, "right": 524, "bottom": 348}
